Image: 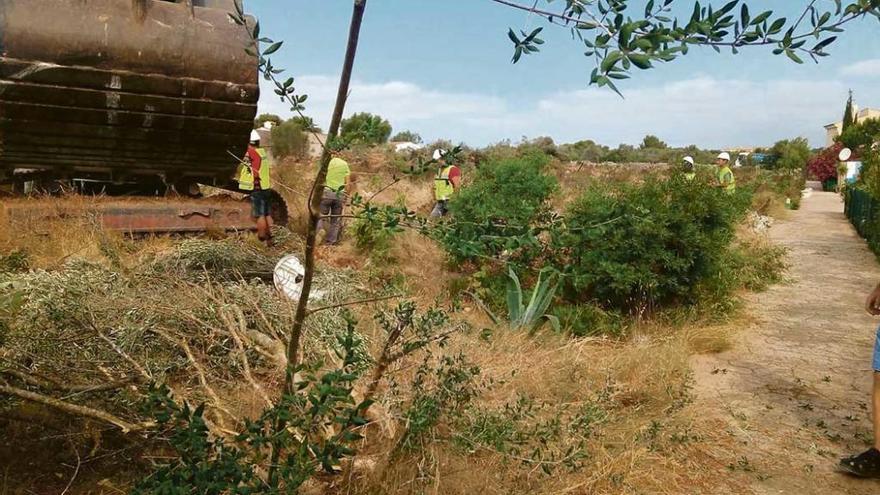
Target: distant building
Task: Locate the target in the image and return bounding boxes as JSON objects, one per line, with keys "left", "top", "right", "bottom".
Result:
{"left": 825, "top": 106, "right": 880, "bottom": 146}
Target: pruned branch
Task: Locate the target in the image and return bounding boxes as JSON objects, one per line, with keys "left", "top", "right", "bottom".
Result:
{"left": 306, "top": 293, "right": 402, "bottom": 316}
{"left": 0, "top": 369, "right": 137, "bottom": 394}
{"left": 148, "top": 328, "right": 239, "bottom": 427}
{"left": 0, "top": 381, "right": 153, "bottom": 433}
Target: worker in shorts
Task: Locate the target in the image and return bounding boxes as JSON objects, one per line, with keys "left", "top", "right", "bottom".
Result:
{"left": 840, "top": 283, "right": 880, "bottom": 478}
{"left": 237, "top": 130, "right": 274, "bottom": 244}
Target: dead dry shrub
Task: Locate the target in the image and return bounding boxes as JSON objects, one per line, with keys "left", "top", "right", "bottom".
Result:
{"left": 341, "top": 320, "right": 729, "bottom": 494}
{"left": 0, "top": 239, "right": 371, "bottom": 436}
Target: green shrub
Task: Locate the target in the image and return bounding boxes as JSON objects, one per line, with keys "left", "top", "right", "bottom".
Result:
{"left": 839, "top": 118, "right": 880, "bottom": 151}
{"left": 438, "top": 152, "right": 558, "bottom": 262}
{"left": 391, "top": 130, "right": 423, "bottom": 144}
{"left": 0, "top": 250, "right": 29, "bottom": 273}
{"left": 858, "top": 149, "right": 880, "bottom": 198}
{"left": 753, "top": 169, "right": 806, "bottom": 210}
{"left": 455, "top": 396, "right": 602, "bottom": 474}
{"left": 340, "top": 112, "right": 392, "bottom": 145}
{"left": 554, "top": 175, "right": 750, "bottom": 312}
{"left": 551, "top": 304, "right": 624, "bottom": 338}
{"left": 687, "top": 235, "right": 788, "bottom": 320}
{"left": 254, "top": 113, "right": 282, "bottom": 128}
{"left": 271, "top": 120, "right": 309, "bottom": 159}
{"left": 766, "top": 138, "right": 812, "bottom": 171}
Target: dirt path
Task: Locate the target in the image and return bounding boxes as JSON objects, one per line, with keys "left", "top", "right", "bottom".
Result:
{"left": 693, "top": 191, "right": 880, "bottom": 494}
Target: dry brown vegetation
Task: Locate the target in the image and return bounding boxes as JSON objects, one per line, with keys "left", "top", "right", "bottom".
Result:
{"left": 0, "top": 153, "right": 788, "bottom": 494}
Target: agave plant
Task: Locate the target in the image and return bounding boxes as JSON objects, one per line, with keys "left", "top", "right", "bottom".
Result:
{"left": 506, "top": 267, "right": 560, "bottom": 335}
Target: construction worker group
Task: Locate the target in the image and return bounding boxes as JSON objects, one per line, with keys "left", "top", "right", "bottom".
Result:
{"left": 236, "top": 138, "right": 462, "bottom": 245}
{"left": 240, "top": 130, "right": 738, "bottom": 246}
{"left": 681, "top": 151, "right": 736, "bottom": 193}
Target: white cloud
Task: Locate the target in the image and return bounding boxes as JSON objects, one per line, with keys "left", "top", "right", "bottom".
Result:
{"left": 258, "top": 74, "right": 848, "bottom": 148}
{"left": 841, "top": 59, "right": 880, "bottom": 77}
{"left": 532, "top": 77, "right": 845, "bottom": 148}
{"left": 258, "top": 76, "right": 510, "bottom": 141}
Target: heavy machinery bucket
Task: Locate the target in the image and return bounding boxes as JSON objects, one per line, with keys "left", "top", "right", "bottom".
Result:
{"left": 0, "top": 0, "right": 259, "bottom": 187}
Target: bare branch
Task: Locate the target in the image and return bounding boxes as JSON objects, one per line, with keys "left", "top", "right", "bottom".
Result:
{"left": 220, "top": 306, "right": 274, "bottom": 408}
{"left": 306, "top": 293, "right": 403, "bottom": 316}
{"left": 0, "top": 369, "right": 137, "bottom": 394}
{"left": 0, "top": 382, "right": 153, "bottom": 433}
{"left": 148, "top": 328, "right": 239, "bottom": 427}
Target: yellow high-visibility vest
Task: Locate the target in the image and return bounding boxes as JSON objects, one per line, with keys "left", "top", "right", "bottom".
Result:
{"left": 718, "top": 166, "right": 735, "bottom": 193}
{"left": 237, "top": 148, "right": 272, "bottom": 191}
{"left": 325, "top": 157, "right": 350, "bottom": 192}
{"left": 434, "top": 165, "right": 456, "bottom": 201}
{"left": 684, "top": 172, "right": 696, "bottom": 181}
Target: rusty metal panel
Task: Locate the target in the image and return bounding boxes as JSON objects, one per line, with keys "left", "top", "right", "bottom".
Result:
{"left": 3, "top": 198, "right": 256, "bottom": 234}
{"left": 0, "top": 0, "right": 259, "bottom": 185}
{"left": 99, "top": 202, "right": 254, "bottom": 233}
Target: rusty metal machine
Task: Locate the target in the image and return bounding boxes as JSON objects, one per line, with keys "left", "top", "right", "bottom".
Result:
{"left": 0, "top": 0, "right": 282, "bottom": 233}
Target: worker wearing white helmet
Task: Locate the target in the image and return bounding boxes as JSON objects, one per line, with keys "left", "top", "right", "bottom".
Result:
{"left": 681, "top": 156, "right": 696, "bottom": 181}
{"left": 715, "top": 151, "right": 736, "bottom": 193}
{"left": 237, "top": 129, "right": 274, "bottom": 244}
{"left": 430, "top": 149, "right": 461, "bottom": 218}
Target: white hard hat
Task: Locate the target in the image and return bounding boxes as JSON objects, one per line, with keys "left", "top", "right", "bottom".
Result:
{"left": 250, "top": 130, "right": 261, "bottom": 143}
{"left": 717, "top": 152, "right": 731, "bottom": 161}
{"left": 432, "top": 149, "right": 446, "bottom": 161}
{"left": 682, "top": 156, "right": 694, "bottom": 165}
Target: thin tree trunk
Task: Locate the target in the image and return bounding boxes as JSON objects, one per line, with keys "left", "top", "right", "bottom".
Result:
{"left": 268, "top": 2, "right": 368, "bottom": 487}
{"left": 283, "top": 0, "right": 368, "bottom": 395}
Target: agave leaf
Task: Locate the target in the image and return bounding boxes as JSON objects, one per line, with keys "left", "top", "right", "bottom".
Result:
{"left": 543, "top": 314, "right": 562, "bottom": 333}
{"left": 522, "top": 271, "right": 546, "bottom": 325}
{"left": 506, "top": 267, "right": 524, "bottom": 326}
{"left": 532, "top": 273, "right": 559, "bottom": 320}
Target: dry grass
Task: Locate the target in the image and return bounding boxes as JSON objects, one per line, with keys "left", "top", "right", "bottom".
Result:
{"left": 0, "top": 160, "right": 773, "bottom": 495}
{"left": 751, "top": 189, "right": 790, "bottom": 220}
{"left": 339, "top": 315, "right": 743, "bottom": 495}
{"left": 551, "top": 162, "right": 672, "bottom": 208}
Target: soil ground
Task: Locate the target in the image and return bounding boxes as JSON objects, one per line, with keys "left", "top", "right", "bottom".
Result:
{"left": 694, "top": 191, "right": 880, "bottom": 494}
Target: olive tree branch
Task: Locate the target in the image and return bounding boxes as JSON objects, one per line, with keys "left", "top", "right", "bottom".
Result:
{"left": 0, "top": 381, "right": 154, "bottom": 433}
{"left": 306, "top": 293, "right": 403, "bottom": 316}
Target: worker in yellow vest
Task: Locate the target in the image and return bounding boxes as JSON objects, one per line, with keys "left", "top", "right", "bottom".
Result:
{"left": 317, "top": 146, "right": 351, "bottom": 245}
{"left": 682, "top": 156, "right": 696, "bottom": 181}
{"left": 237, "top": 130, "right": 274, "bottom": 244}
{"left": 715, "top": 152, "right": 736, "bottom": 193}
{"left": 430, "top": 149, "right": 461, "bottom": 218}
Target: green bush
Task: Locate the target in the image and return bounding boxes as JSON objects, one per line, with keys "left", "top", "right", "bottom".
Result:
{"left": 860, "top": 150, "right": 880, "bottom": 197}
{"left": 767, "top": 138, "right": 812, "bottom": 171}
{"left": 438, "top": 152, "right": 558, "bottom": 262}
{"left": 838, "top": 118, "right": 880, "bottom": 151}
{"left": 0, "top": 250, "right": 29, "bottom": 273}
{"left": 340, "top": 112, "right": 392, "bottom": 145}
{"left": 753, "top": 169, "right": 806, "bottom": 210}
{"left": 254, "top": 113, "right": 282, "bottom": 128}
{"left": 553, "top": 175, "right": 750, "bottom": 312}
{"left": 391, "top": 130, "right": 423, "bottom": 144}
{"left": 686, "top": 235, "right": 788, "bottom": 319}
{"left": 551, "top": 303, "right": 624, "bottom": 338}
{"left": 271, "top": 120, "right": 309, "bottom": 159}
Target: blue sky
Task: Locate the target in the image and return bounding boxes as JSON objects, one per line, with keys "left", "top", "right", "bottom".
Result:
{"left": 249, "top": 0, "right": 880, "bottom": 149}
